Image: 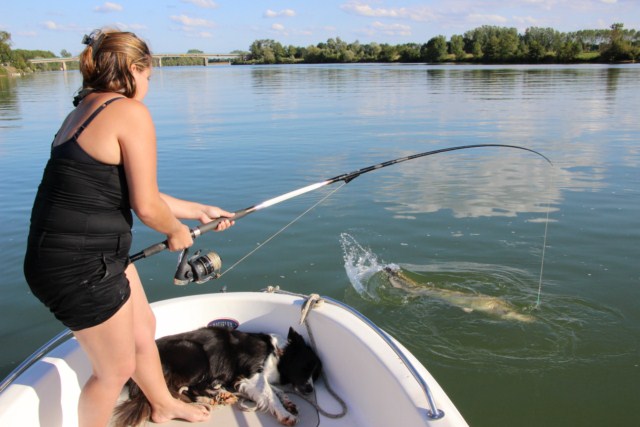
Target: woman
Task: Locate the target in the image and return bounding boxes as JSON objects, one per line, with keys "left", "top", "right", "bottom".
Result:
{"left": 24, "top": 29, "right": 233, "bottom": 426}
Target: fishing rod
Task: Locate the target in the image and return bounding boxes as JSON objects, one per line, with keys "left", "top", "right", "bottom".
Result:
{"left": 129, "top": 144, "right": 552, "bottom": 282}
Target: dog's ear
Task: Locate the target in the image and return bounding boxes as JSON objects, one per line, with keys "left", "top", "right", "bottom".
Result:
{"left": 287, "top": 327, "right": 304, "bottom": 343}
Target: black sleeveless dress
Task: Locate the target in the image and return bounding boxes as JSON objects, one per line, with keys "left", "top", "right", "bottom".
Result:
{"left": 24, "top": 97, "right": 134, "bottom": 331}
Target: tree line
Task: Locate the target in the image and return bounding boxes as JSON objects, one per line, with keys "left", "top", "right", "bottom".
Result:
{"left": 243, "top": 23, "right": 638, "bottom": 65}
{"left": 2, "top": 23, "right": 638, "bottom": 74}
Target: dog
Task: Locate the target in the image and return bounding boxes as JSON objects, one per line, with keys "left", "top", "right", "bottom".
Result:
{"left": 112, "top": 326, "right": 322, "bottom": 427}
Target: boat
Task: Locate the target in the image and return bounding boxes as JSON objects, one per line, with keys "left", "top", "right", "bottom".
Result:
{"left": 0, "top": 288, "right": 469, "bottom": 427}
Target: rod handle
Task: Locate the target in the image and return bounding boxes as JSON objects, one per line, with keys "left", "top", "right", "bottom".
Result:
{"left": 129, "top": 208, "right": 252, "bottom": 263}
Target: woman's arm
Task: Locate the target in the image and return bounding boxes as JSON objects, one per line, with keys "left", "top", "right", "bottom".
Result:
{"left": 116, "top": 99, "right": 193, "bottom": 251}
{"left": 159, "top": 193, "right": 235, "bottom": 230}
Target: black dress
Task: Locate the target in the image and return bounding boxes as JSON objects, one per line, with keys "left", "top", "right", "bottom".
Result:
{"left": 24, "top": 97, "right": 134, "bottom": 331}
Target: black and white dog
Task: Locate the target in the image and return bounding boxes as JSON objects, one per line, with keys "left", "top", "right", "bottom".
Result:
{"left": 112, "top": 326, "right": 322, "bottom": 427}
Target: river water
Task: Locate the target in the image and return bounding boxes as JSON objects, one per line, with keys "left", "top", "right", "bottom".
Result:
{"left": 1, "top": 63, "right": 638, "bottom": 426}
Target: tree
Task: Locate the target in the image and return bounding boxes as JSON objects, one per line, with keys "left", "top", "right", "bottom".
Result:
{"left": 471, "top": 40, "right": 483, "bottom": 59}
{"left": 600, "top": 23, "right": 633, "bottom": 62}
{"left": 60, "top": 49, "right": 72, "bottom": 58}
{"left": 523, "top": 27, "right": 561, "bottom": 52}
{"left": 526, "top": 40, "right": 547, "bottom": 62}
{"left": 249, "top": 39, "right": 284, "bottom": 63}
{"left": 463, "top": 26, "right": 519, "bottom": 62}
{"left": 556, "top": 40, "right": 582, "bottom": 62}
{"left": 450, "top": 35, "right": 466, "bottom": 60}
{"left": 422, "top": 35, "right": 447, "bottom": 62}
{"left": 362, "top": 42, "right": 381, "bottom": 61}
{"left": 1, "top": 31, "right": 12, "bottom": 65}
{"left": 495, "top": 28, "right": 519, "bottom": 61}
{"left": 397, "top": 43, "right": 421, "bottom": 62}
{"left": 379, "top": 43, "right": 399, "bottom": 62}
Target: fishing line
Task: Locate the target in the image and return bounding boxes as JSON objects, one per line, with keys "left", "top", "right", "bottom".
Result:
{"left": 217, "top": 182, "right": 347, "bottom": 279}
{"left": 535, "top": 168, "right": 555, "bottom": 309}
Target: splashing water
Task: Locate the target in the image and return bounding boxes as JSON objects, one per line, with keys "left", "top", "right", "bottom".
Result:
{"left": 339, "top": 232, "right": 398, "bottom": 301}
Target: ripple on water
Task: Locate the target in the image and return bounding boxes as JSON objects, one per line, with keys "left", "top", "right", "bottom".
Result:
{"left": 340, "top": 232, "right": 632, "bottom": 373}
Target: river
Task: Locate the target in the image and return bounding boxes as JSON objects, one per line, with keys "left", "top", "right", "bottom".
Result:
{"left": 0, "top": 63, "right": 638, "bottom": 426}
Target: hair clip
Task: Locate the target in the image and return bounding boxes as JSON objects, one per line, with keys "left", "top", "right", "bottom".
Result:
{"left": 81, "top": 29, "right": 104, "bottom": 48}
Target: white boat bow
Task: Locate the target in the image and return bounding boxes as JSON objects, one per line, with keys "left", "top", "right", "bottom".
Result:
{"left": 0, "top": 289, "right": 469, "bottom": 427}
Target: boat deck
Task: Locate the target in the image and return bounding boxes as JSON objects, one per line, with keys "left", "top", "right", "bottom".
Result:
{"left": 132, "top": 382, "right": 344, "bottom": 427}
{"left": 2, "top": 292, "right": 468, "bottom": 427}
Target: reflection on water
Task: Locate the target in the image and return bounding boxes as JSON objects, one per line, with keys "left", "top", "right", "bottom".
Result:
{"left": 244, "top": 65, "right": 638, "bottom": 219}
{"left": 0, "top": 77, "right": 19, "bottom": 130}
{"left": 375, "top": 149, "right": 559, "bottom": 218}
{"left": 341, "top": 233, "right": 632, "bottom": 373}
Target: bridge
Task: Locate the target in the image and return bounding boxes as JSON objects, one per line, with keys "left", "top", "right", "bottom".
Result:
{"left": 29, "top": 53, "right": 243, "bottom": 70}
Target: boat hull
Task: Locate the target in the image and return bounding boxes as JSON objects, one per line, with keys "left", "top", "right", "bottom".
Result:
{"left": 0, "top": 291, "right": 468, "bottom": 426}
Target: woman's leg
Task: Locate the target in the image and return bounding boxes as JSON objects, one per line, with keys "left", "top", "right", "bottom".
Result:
{"left": 73, "top": 298, "right": 137, "bottom": 427}
{"left": 124, "top": 264, "right": 210, "bottom": 424}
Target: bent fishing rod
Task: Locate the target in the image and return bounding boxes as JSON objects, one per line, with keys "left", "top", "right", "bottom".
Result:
{"left": 130, "top": 143, "right": 551, "bottom": 265}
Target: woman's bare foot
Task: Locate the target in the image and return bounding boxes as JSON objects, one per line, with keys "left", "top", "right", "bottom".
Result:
{"left": 151, "top": 398, "right": 210, "bottom": 424}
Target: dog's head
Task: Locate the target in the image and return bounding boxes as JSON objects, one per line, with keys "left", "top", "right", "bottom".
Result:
{"left": 278, "top": 327, "right": 322, "bottom": 394}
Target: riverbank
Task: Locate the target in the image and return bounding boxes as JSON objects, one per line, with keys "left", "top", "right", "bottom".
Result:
{"left": 0, "top": 65, "right": 23, "bottom": 77}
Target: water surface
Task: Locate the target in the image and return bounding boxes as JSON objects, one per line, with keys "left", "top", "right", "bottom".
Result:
{"left": 1, "top": 64, "right": 638, "bottom": 427}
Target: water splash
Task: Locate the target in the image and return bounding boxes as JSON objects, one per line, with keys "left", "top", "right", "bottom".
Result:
{"left": 339, "top": 232, "right": 398, "bottom": 301}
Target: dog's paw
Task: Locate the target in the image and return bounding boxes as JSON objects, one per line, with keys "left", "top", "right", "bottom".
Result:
{"left": 196, "top": 390, "right": 238, "bottom": 407}
{"left": 216, "top": 391, "right": 239, "bottom": 405}
{"left": 276, "top": 412, "right": 298, "bottom": 426}
{"left": 280, "top": 395, "right": 298, "bottom": 416}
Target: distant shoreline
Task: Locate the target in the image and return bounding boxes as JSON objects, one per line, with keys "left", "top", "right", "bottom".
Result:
{"left": 3, "top": 60, "right": 637, "bottom": 77}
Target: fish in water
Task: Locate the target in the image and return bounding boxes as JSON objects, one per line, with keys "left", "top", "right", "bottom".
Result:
{"left": 381, "top": 266, "right": 536, "bottom": 323}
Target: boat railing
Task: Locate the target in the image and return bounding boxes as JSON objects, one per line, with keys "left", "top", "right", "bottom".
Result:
{"left": 321, "top": 296, "right": 445, "bottom": 421}
{"left": 0, "top": 329, "right": 73, "bottom": 394}
{"left": 275, "top": 287, "right": 446, "bottom": 421}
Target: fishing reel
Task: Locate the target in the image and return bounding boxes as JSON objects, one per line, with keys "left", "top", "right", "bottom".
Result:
{"left": 174, "top": 248, "right": 222, "bottom": 285}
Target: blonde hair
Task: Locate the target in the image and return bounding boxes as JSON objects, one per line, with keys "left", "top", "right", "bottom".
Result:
{"left": 74, "top": 29, "right": 152, "bottom": 106}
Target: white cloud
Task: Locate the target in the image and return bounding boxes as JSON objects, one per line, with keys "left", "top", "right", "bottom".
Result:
{"left": 467, "top": 14, "right": 508, "bottom": 24}
{"left": 43, "top": 21, "right": 60, "bottom": 30}
{"left": 371, "top": 21, "right": 412, "bottom": 36}
{"left": 181, "top": 0, "right": 219, "bottom": 9}
{"left": 520, "top": 0, "right": 558, "bottom": 11}
{"left": 340, "top": 1, "right": 436, "bottom": 22}
{"left": 170, "top": 15, "right": 215, "bottom": 28}
{"left": 41, "top": 21, "right": 83, "bottom": 32}
{"left": 114, "top": 22, "right": 148, "bottom": 31}
{"left": 356, "top": 20, "right": 412, "bottom": 37}
{"left": 600, "top": 0, "right": 617, "bottom": 3}
{"left": 196, "top": 31, "right": 213, "bottom": 38}
{"left": 512, "top": 15, "right": 541, "bottom": 26}
{"left": 94, "top": 2, "right": 123, "bottom": 13}
{"left": 264, "top": 9, "right": 296, "bottom": 18}
{"left": 270, "top": 23, "right": 290, "bottom": 37}
{"left": 42, "top": 21, "right": 75, "bottom": 31}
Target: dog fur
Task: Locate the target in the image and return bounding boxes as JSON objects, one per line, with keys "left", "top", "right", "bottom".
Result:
{"left": 112, "top": 326, "right": 322, "bottom": 426}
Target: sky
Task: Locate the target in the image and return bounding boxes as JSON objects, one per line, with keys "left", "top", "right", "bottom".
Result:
{"left": 2, "top": 0, "right": 639, "bottom": 55}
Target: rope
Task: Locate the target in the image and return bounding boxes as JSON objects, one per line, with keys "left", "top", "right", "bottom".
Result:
{"left": 291, "top": 291, "right": 348, "bottom": 418}
{"left": 221, "top": 287, "right": 348, "bottom": 419}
